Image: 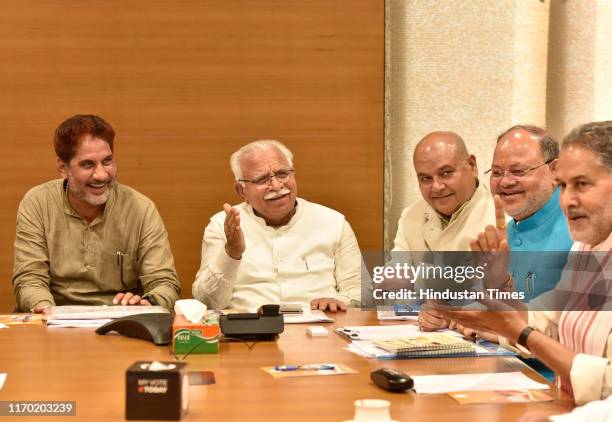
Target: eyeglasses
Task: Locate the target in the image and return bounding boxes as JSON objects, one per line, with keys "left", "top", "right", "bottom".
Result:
{"left": 238, "top": 169, "right": 294, "bottom": 186}
{"left": 485, "top": 159, "right": 553, "bottom": 179}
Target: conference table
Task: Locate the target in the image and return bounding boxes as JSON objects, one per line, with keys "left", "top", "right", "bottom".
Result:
{"left": 0, "top": 310, "right": 574, "bottom": 421}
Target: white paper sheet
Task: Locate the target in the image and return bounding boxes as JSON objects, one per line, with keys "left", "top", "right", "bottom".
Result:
{"left": 48, "top": 305, "right": 169, "bottom": 320}
{"left": 347, "top": 341, "right": 395, "bottom": 358}
{"left": 336, "top": 324, "right": 461, "bottom": 341}
{"left": 283, "top": 310, "right": 334, "bottom": 324}
{"left": 46, "top": 319, "right": 112, "bottom": 328}
{"left": 412, "top": 372, "right": 549, "bottom": 394}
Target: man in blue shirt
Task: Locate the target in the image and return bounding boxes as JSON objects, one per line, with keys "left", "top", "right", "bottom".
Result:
{"left": 480, "top": 125, "right": 574, "bottom": 381}
{"left": 488, "top": 125, "right": 573, "bottom": 302}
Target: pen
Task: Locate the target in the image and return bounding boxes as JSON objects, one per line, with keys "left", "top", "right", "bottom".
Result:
{"left": 116, "top": 251, "right": 126, "bottom": 286}
{"left": 274, "top": 364, "right": 336, "bottom": 371}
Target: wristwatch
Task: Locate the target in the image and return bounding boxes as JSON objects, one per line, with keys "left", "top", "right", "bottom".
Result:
{"left": 517, "top": 326, "right": 535, "bottom": 349}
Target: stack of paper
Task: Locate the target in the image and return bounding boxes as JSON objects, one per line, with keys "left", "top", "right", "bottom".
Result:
{"left": 411, "top": 372, "right": 549, "bottom": 394}
{"left": 347, "top": 338, "right": 513, "bottom": 360}
{"left": 47, "top": 305, "right": 169, "bottom": 328}
{"left": 336, "top": 325, "right": 513, "bottom": 359}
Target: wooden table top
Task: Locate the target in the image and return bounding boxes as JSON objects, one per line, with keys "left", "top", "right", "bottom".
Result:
{"left": 0, "top": 310, "right": 574, "bottom": 421}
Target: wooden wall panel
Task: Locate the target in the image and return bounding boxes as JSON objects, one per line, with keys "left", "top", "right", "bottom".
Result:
{"left": 0, "top": 1, "right": 384, "bottom": 312}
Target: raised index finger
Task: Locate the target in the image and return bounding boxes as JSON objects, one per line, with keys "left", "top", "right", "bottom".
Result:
{"left": 493, "top": 195, "right": 506, "bottom": 230}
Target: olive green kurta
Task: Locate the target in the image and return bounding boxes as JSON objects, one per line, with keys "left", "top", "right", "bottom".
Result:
{"left": 13, "top": 179, "right": 180, "bottom": 311}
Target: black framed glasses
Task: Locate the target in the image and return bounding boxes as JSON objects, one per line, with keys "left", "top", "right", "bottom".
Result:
{"left": 238, "top": 169, "right": 294, "bottom": 186}
{"left": 485, "top": 159, "right": 554, "bottom": 179}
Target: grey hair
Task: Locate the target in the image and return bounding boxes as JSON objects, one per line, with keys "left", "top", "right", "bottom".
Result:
{"left": 562, "top": 121, "right": 612, "bottom": 170}
{"left": 230, "top": 139, "right": 294, "bottom": 180}
{"left": 496, "top": 124, "right": 559, "bottom": 162}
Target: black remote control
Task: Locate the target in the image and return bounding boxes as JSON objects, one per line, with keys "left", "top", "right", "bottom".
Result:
{"left": 370, "top": 368, "right": 414, "bottom": 392}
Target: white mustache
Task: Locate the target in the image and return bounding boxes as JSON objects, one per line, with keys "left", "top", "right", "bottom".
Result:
{"left": 264, "top": 188, "right": 291, "bottom": 200}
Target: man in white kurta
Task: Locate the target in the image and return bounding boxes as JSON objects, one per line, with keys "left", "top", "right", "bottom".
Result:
{"left": 192, "top": 140, "right": 361, "bottom": 311}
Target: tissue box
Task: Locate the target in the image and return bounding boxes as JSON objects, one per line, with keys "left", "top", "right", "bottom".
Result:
{"left": 172, "top": 312, "right": 219, "bottom": 354}
{"left": 125, "top": 361, "right": 188, "bottom": 420}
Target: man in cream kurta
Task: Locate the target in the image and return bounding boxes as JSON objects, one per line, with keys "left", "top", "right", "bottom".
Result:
{"left": 394, "top": 181, "right": 495, "bottom": 251}
{"left": 393, "top": 131, "right": 496, "bottom": 251}
{"left": 192, "top": 140, "right": 361, "bottom": 311}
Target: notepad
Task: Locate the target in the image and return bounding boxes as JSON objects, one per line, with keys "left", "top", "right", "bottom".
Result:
{"left": 373, "top": 334, "right": 476, "bottom": 357}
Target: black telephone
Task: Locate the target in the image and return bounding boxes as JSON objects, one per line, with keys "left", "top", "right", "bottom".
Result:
{"left": 220, "top": 304, "right": 284, "bottom": 340}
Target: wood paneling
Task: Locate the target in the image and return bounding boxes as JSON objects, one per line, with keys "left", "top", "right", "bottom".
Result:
{"left": 0, "top": 1, "right": 384, "bottom": 311}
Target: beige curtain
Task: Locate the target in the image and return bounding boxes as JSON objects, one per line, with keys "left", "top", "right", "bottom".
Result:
{"left": 384, "top": 0, "right": 612, "bottom": 250}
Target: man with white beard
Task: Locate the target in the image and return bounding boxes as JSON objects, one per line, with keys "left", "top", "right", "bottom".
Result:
{"left": 193, "top": 140, "right": 361, "bottom": 311}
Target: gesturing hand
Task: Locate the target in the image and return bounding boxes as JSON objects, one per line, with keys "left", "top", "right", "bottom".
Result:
{"left": 223, "top": 203, "right": 245, "bottom": 260}
{"left": 470, "top": 195, "right": 508, "bottom": 252}
{"left": 470, "top": 195, "right": 511, "bottom": 290}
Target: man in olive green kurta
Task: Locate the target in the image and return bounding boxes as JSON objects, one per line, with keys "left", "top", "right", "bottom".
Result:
{"left": 13, "top": 179, "right": 181, "bottom": 311}
{"left": 13, "top": 114, "right": 180, "bottom": 311}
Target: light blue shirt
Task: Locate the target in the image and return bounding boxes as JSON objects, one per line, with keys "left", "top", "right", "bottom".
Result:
{"left": 507, "top": 189, "right": 573, "bottom": 302}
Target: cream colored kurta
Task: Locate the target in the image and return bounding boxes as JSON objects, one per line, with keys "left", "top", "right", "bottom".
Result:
{"left": 393, "top": 182, "right": 496, "bottom": 252}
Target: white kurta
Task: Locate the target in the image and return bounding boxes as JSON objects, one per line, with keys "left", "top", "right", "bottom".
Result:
{"left": 192, "top": 198, "right": 362, "bottom": 310}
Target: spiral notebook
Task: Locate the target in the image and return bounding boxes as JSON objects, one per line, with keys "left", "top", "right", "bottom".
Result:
{"left": 373, "top": 333, "right": 476, "bottom": 357}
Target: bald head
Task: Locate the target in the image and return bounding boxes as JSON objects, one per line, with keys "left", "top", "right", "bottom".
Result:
{"left": 414, "top": 131, "right": 469, "bottom": 166}
{"left": 413, "top": 131, "right": 478, "bottom": 217}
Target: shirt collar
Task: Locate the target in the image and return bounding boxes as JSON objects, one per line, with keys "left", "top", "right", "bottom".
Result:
{"left": 247, "top": 199, "right": 302, "bottom": 232}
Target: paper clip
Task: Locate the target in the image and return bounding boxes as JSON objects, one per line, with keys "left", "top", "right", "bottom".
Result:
{"left": 341, "top": 328, "right": 359, "bottom": 338}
